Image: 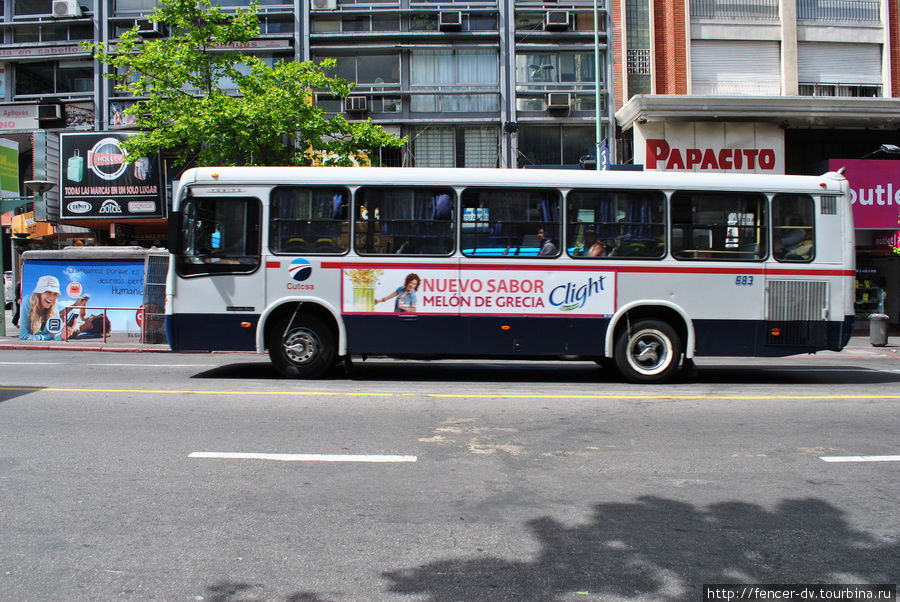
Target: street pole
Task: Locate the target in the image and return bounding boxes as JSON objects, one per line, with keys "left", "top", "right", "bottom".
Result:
{"left": 593, "top": 0, "right": 602, "bottom": 171}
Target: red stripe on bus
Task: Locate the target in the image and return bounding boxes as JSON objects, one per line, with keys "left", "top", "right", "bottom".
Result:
{"left": 320, "top": 261, "right": 854, "bottom": 277}
{"left": 266, "top": 261, "right": 280, "bottom": 268}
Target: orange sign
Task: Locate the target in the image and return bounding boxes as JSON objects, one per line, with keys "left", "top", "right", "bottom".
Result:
{"left": 11, "top": 211, "right": 54, "bottom": 238}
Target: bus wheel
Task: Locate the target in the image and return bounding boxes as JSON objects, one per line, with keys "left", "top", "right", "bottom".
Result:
{"left": 269, "top": 315, "right": 335, "bottom": 379}
{"left": 614, "top": 319, "right": 681, "bottom": 383}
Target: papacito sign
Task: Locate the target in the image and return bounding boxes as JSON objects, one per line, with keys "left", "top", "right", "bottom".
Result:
{"left": 645, "top": 139, "right": 777, "bottom": 171}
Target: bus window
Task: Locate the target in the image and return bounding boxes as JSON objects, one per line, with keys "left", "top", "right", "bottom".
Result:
{"left": 671, "top": 191, "right": 767, "bottom": 261}
{"left": 460, "top": 188, "right": 560, "bottom": 257}
{"left": 772, "top": 194, "right": 815, "bottom": 262}
{"left": 270, "top": 187, "right": 349, "bottom": 254}
{"left": 177, "top": 196, "right": 261, "bottom": 276}
{"left": 354, "top": 187, "right": 455, "bottom": 255}
{"left": 567, "top": 189, "right": 666, "bottom": 259}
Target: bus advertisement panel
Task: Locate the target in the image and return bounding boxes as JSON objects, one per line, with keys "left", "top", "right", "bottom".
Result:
{"left": 340, "top": 267, "right": 616, "bottom": 316}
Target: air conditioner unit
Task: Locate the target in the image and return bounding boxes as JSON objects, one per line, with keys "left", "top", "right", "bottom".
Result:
{"left": 544, "top": 11, "right": 570, "bottom": 29}
{"left": 37, "top": 104, "right": 62, "bottom": 120}
{"left": 52, "top": 0, "right": 82, "bottom": 17}
{"left": 346, "top": 96, "right": 368, "bottom": 113}
{"left": 310, "top": 0, "right": 337, "bottom": 10}
{"left": 547, "top": 92, "right": 571, "bottom": 110}
{"left": 138, "top": 20, "right": 165, "bottom": 36}
{"left": 439, "top": 11, "right": 463, "bottom": 30}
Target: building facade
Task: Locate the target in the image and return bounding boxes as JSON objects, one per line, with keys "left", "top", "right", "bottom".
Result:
{"left": 613, "top": 0, "right": 900, "bottom": 328}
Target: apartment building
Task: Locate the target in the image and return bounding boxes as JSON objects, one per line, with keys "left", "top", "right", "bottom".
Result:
{"left": 613, "top": 0, "right": 900, "bottom": 326}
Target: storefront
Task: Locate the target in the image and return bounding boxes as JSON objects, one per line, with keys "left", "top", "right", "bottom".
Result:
{"left": 616, "top": 95, "right": 900, "bottom": 329}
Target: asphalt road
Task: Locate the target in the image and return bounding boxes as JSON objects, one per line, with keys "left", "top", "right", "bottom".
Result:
{"left": 1, "top": 350, "right": 898, "bottom": 601}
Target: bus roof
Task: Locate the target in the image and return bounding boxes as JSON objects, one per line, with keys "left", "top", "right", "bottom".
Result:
{"left": 179, "top": 166, "right": 847, "bottom": 194}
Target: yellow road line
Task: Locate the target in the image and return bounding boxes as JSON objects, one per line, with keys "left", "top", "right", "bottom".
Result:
{"left": 2, "top": 386, "right": 900, "bottom": 400}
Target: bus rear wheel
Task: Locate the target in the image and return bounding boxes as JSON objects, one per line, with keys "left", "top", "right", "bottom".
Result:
{"left": 269, "top": 314, "right": 335, "bottom": 379}
{"left": 614, "top": 319, "right": 681, "bottom": 383}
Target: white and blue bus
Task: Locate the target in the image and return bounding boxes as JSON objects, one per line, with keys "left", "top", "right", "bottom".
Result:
{"left": 165, "top": 166, "right": 855, "bottom": 382}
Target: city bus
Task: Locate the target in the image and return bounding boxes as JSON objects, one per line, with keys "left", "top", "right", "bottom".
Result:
{"left": 165, "top": 166, "right": 855, "bottom": 383}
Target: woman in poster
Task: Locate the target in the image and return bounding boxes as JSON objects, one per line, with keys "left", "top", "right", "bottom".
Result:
{"left": 18, "top": 275, "right": 79, "bottom": 340}
{"left": 375, "top": 273, "right": 420, "bottom": 313}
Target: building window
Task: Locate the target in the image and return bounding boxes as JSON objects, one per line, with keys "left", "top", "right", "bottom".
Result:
{"left": 410, "top": 49, "right": 499, "bottom": 112}
{"left": 797, "top": 0, "right": 878, "bottom": 21}
{"left": 318, "top": 54, "right": 400, "bottom": 85}
{"left": 15, "top": 0, "right": 51, "bottom": 16}
{"left": 517, "top": 125, "right": 595, "bottom": 168}
{"left": 690, "top": 0, "right": 778, "bottom": 20}
{"left": 411, "top": 126, "right": 498, "bottom": 168}
{"left": 15, "top": 61, "right": 94, "bottom": 97}
{"left": 515, "top": 52, "right": 598, "bottom": 88}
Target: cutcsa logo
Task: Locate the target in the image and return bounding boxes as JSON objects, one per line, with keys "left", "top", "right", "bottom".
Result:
{"left": 289, "top": 258, "right": 312, "bottom": 282}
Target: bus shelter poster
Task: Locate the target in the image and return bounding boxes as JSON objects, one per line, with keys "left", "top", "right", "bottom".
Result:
{"left": 19, "top": 260, "right": 145, "bottom": 339}
{"left": 342, "top": 268, "right": 616, "bottom": 316}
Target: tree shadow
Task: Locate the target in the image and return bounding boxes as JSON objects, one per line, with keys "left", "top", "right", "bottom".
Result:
{"left": 382, "top": 496, "right": 899, "bottom": 601}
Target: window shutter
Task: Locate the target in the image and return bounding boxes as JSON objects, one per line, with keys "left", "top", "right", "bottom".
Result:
{"left": 691, "top": 41, "right": 780, "bottom": 95}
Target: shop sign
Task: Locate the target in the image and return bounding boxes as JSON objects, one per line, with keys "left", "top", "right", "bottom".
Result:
{"left": 872, "top": 231, "right": 900, "bottom": 250}
{"left": 635, "top": 122, "right": 785, "bottom": 173}
{"left": 59, "top": 133, "right": 164, "bottom": 220}
{"left": 828, "top": 159, "right": 900, "bottom": 230}
{"left": 0, "top": 104, "right": 38, "bottom": 130}
{"left": 12, "top": 211, "right": 55, "bottom": 238}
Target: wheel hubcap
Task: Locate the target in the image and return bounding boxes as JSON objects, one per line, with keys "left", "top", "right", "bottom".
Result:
{"left": 283, "top": 328, "right": 319, "bottom": 365}
{"left": 628, "top": 330, "right": 670, "bottom": 374}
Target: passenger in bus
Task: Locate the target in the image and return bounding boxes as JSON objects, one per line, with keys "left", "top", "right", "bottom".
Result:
{"left": 537, "top": 227, "right": 558, "bottom": 256}
{"left": 375, "top": 273, "right": 420, "bottom": 313}
{"left": 776, "top": 214, "right": 813, "bottom": 260}
{"left": 580, "top": 230, "right": 606, "bottom": 257}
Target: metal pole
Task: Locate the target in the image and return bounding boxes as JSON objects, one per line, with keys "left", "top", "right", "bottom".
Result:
{"left": 593, "top": 0, "right": 602, "bottom": 170}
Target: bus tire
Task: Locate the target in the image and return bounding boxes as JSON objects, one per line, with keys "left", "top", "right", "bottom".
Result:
{"left": 614, "top": 319, "right": 681, "bottom": 383}
{"left": 268, "top": 314, "right": 335, "bottom": 379}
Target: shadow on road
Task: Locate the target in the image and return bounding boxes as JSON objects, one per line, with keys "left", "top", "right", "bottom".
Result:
{"left": 0, "top": 386, "right": 45, "bottom": 404}
{"left": 200, "top": 496, "right": 897, "bottom": 602}
{"left": 190, "top": 359, "right": 900, "bottom": 386}
{"left": 381, "top": 496, "right": 898, "bottom": 601}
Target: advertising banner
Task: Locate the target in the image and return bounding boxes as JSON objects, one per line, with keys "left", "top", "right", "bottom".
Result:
{"left": 18, "top": 259, "right": 145, "bottom": 340}
{"left": 0, "top": 137, "right": 19, "bottom": 197}
{"left": 341, "top": 267, "right": 616, "bottom": 317}
{"left": 829, "top": 159, "right": 900, "bottom": 230}
{"left": 60, "top": 133, "right": 164, "bottom": 220}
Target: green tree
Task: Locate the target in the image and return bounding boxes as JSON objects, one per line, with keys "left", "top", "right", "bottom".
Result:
{"left": 85, "top": 0, "right": 405, "bottom": 167}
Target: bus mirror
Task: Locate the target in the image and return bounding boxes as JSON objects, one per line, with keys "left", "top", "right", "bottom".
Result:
{"left": 167, "top": 211, "right": 183, "bottom": 254}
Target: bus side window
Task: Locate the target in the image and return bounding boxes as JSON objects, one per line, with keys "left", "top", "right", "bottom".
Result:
{"left": 270, "top": 186, "right": 349, "bottom": 254}
{"left": 355, "top": 187, "right": 455, "bottom": 256}
{"left": 461, "top": 188, "right": 560, "bottom": 257}
{"left": 566, "top": 189, "right": 666, "bottom": 259}
{"left": 671, "top": 191, "right": 767, "bottom": 261}
{"left": 772, "top": 194, "right": 815, "bottom": 262}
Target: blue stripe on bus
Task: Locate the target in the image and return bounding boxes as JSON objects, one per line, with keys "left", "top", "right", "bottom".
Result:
{"left": 167, "top": 313, "right": 854, "bottom": 357}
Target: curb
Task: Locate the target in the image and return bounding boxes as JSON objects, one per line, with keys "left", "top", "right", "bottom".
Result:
{"left": 0, "top": 343, "right": 171, "bottom": 353}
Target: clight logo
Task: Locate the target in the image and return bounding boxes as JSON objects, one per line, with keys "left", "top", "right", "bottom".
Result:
{"left": 289, "top": 258, "right": 312, "bottom": 282}
{"left": 549, "top": 276, "right": 608, "bottom": 311}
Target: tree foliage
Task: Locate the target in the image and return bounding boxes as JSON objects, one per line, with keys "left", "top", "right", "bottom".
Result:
{"left": 85, "top": 0, "right": 405, "bottom": 167}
